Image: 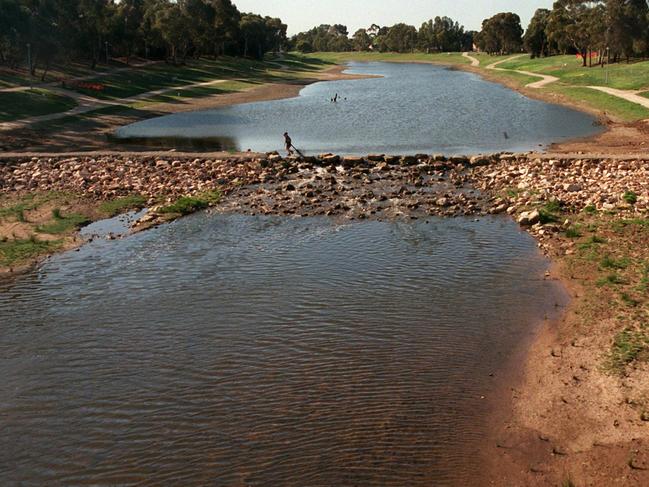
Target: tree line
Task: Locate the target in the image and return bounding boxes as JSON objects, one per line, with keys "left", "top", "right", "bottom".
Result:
{"left": 523, "top": 0, "right": 649, "bottom": 65}
{"left": 291, "top": 18, "right": 475, "bottom": 54}
{"left": 292, "top": 1, "right": 649, "bottom": 66}
{"left": 0, "top": 0, "right": 288, "bottom": 79}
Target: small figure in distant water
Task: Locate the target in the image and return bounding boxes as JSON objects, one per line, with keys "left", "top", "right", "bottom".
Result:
{"left": 503, "top": 131, "right": 509, "bottom": 139}
{"left": 284, "top": 132, "right": 294, "bottom": 156}
{"left": 333, "top": 93, "right": 339, "bottom": 103}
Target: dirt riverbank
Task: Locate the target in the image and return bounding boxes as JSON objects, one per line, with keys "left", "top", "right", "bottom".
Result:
{"left": 452, "top": 63, "right": 649, "bottom": 157}
{"left": 1, "top": 152, "right": 648, "bottom": 487}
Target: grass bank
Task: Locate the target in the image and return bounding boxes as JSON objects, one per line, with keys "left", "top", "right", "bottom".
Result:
{"left": 67, "top": 54, "right": 333, "bottom": 101}
{"left": 0, "top": 89, "right": 77, "bottom": 122}
{"left": 0, "top": 191, "right": 147, "bottom": 272}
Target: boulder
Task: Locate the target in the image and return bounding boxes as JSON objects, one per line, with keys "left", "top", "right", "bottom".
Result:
{"left": 518, "top": 210, "right": 541, "bottom": 226}
{"left": 400, "top": 155, "right": 417, "bottom": 166}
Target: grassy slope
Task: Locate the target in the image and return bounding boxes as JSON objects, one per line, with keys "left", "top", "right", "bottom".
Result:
{"left": 0, "top": 89, "right": 77, "bottom": 122}
{"left": 0, "top": 62, "right": 101, "bottom": 88}
{"left": 69, "top": 54, "right": 333, "bottom": 101}
{"left": 498, "top": 55, "right": 649, "bottom": 90}
{"left": 310, "top": 51, "right": 471, "bottom": 65}
{"left": 3, "top": 53, "right": 333, "bottom": 128}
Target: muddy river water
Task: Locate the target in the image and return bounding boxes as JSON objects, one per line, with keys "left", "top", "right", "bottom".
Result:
{"left": 0, "top": 213, "right": 565, "bottom": 485}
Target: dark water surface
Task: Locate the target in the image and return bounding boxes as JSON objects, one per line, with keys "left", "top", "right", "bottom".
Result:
{"left": 115, "top": 62, "right": 601, "bottom": 154}
{"left": 0, "top": 214, "right": 564, "bottom": 486}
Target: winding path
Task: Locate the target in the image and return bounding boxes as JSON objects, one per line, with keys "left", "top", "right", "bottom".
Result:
{"left": 462, "top": 52, "right": 480, "bottom": 67}
{"left": 485, "top": 54, "right": 559, "bottom": 89}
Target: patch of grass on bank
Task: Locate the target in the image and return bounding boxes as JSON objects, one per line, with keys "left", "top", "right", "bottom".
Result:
{"left": 159, "top": 190, "right": 221, "bottom": 215}
{"left": 0, "top": 89, "right": 77, "bottom": 122}
{"left": 308, "top": 51, "right": 471, "bottom": 66}
{"left": 99, "top": 195, "right": 147, "bottom": 217}
{"left": 36, "top": 209, "right": 90, "bottom": 234}
{"left": 565, "top": 225, "right": 582, "bottom": 238}
{"left": 606, "top": 326, "right": 649, "bottom": 374}
{"left": 538, "top": 199, "right": 562, "bottom": 224}
{"left": 0, "top": 192, "right": 69, "bottom": 223}
{"left": 0, "top": 236, "right": 62, "bottom": 267}
{"left": 564, "top": 213, "right": 649, "bottom": 375}
{"left": 489, "top": 69, "right": 541, "bottom": 87}
{"left": 546, "top": 85, "right": 649, "bottom": 121}
{"left": 601, "top": 254, "right": 631, "bottom": 270}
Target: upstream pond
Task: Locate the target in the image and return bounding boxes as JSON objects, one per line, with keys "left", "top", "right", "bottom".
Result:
{"left": 0, "top": 213, "right": 565, "bottom": 486}
{"left": 115, "top": 62, "right": 602, "bottom": 154}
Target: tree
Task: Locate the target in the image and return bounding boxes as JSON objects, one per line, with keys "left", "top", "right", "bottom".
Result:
{"left": 291, "top": 24, "right": 350, "bottom": 53}
{"left": 606, "top": 0, "right": 649, "bottom": 61}
{"left": 352, "top": 28, "right": 371, "bottom": 51}
{"left": 383, "top": 23, "right": 418, "bottom": 52}
{"left": 546, "top": 1, "right": 605, "bottom": 66}
{"left": 0, "top": 0, "right": 29, "bottom": 67}
{"left": 476, "top": 13, "right": 523, "bottom": 54}
{"left": 152, "top": 2, "right": 192, "bottom": 63}
{"left": 524, "top": 8, "right": 552, "bottom": 57}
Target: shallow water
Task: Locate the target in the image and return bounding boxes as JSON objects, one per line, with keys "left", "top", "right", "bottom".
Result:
{"left": 115, "top": 62, "right": 601, "bottom": 154}
{"left": 0, "top": 214, "right": 564, "bottom": 486}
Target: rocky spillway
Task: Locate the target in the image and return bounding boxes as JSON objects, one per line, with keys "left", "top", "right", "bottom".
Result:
{"left": 1, "top": 152, "right": 647, "bottom": 226}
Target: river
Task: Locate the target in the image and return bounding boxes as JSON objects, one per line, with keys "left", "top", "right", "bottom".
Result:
{"left": 115, "top": 62, "right": 601, "bottom": 154}
{"left": 0, "top": 213, "right": 565, "bottom": 485}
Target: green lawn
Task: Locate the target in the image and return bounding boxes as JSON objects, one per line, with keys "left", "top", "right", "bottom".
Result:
{"left": 0, "top": 89, "right": 77, "bottom": 122}
{"left": 0, "top": 61, "right": 142, "bottom": 89}
{"left": 498, "top": 55, "right": 649, "bottom": 90}
{"left": 69, "top": 54, "right": 332, "bottom": 101}
{"left": 548, "top": 85, "right": 649, "bottom": 121}
{"left": 486, "top": 70, "right": 541, "bottom": 86}
{"left": 308, "top": 51, "right": 471, "bottom": 66}
{"left": 470, "top": 52, "right": 521, "bottom": 66}
{"left": 130, "top": 80, "right": 254, "bottom": 108}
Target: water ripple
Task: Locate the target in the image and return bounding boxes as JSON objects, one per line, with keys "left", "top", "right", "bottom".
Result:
{"left": 0, "top": 214, "right": 564, "bottom": 486}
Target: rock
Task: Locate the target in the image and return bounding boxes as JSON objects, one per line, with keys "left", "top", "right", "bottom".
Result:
{"left": 367, "top": 154, "right": 385, "bottom": 162}
{"left": 400, "top": 155, "right": 417, "bottom": 166}
{"left": 563, "top": 183, "right": 582, "bottom": 192}
{"left": 518, "top": 210, "right": 541, "bottom": 226}
{"left": 435, "top": 197, "right": 450, "bottom": 207}
{"left": 383, "top": 155, "right": 400, "bottom": 164}
{"left": 342, "top": 156, "right": 364, "bottom": 167}
{"left": 470, "top": 156, "right": 490, "bottom": 167}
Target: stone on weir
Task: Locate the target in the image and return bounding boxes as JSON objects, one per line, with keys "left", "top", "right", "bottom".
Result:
{"left": 383, "top": 155, "right": 400, "bottom": 164}
{"left": 518, "top": 210, "right": 541, "bottom": 226}
{"left": 400, "top": 155, "right": 418, "bottom": 166}
{"left": 342, "top": 156, "right": 365, "bottom": 167}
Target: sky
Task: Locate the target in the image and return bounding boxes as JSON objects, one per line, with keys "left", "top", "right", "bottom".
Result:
{"left": 233, "top": 0, "right": 556, "bottom": 35}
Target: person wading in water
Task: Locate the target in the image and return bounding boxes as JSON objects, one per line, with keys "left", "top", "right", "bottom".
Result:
{"left": 284, "top": 132, "right": 294, "bottom": 156}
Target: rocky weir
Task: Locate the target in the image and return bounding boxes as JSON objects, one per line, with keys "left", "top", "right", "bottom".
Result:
{"left": 1, "top": 152, "right": 647, "bottom": 250}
